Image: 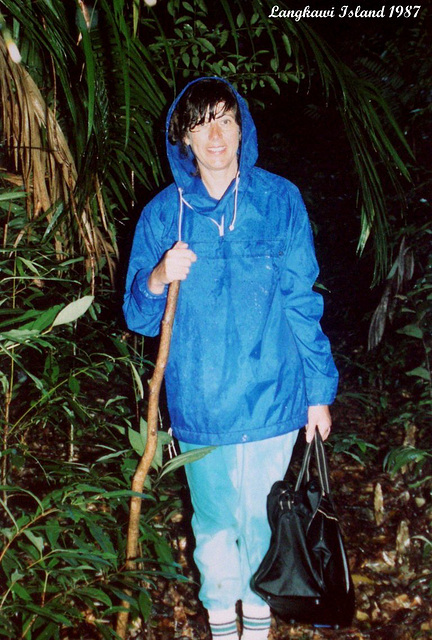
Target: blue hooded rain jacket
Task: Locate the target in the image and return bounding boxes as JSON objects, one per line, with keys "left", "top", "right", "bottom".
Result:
{"left": 123, "top": 77, "right": 338, "bottom": 446}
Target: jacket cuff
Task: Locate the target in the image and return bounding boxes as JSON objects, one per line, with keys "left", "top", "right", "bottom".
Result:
{"left": 132, "top": 270, "right": 168, "bottom": 304}
{"left": 305, "top": 376, "right": 339, "bottom": 406}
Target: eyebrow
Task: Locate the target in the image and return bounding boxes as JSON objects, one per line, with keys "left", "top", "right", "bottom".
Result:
{"left": 208, "top": 110, "right": 235, "bottom": 122}
{"left": 190, "top": 110, "right": 234, "bottom": 129}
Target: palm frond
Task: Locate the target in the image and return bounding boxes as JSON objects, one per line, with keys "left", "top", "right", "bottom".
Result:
{"left": 0, "top": 0, "right": 168, "bottom": 287}
{"left": 289, "top": 17, "right": 412, "bottom": 278}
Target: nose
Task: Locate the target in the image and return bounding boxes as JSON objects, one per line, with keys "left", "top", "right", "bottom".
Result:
{"left": 208, "top": 121, "right": 222, "bottom": 140}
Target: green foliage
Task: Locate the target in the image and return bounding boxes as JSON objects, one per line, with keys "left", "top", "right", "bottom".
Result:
{"left": 144, "top": 0, "right": 302, "bottom": 94}
{"left": 360, "top": 17, "right": 432, "bottom": 509}
{"left": 0, "top": 460, "right": 185, "bottom": 638}
{"left": 370, "top": 220, "right": 431, "bottom": 447}
{"left": 381, "top": 242, "right": 432, "bottom": 475}
{"left": 330, "top": 432, "right": 378, "bottom": 466}
{"left": 384, "top": 446, "right": 432, "bottom": 484}
{"left": 128, "top": 416, "right": 215, "bottom": 482}
{"left": 0, "top": 183, "right": 206, "bottom": 636}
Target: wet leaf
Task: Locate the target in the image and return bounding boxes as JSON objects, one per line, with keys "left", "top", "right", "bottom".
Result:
{"left": 52, "top": 296, "right": 94, "bottom": 327}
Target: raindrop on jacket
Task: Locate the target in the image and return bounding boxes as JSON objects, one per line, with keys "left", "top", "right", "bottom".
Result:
{"left": 123, "top": 77, "right": 339, "bottom": 446}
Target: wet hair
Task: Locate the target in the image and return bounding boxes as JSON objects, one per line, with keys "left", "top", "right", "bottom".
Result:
{"left": 168, "top": 79, "right": 241, "bottom": 153}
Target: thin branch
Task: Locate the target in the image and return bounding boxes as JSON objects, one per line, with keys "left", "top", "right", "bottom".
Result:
{"left": 116, "top": 280, "right": 180, "bottom": 638}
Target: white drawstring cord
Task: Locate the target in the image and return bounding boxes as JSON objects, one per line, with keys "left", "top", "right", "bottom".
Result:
{"left": 229, "top": 171, "right": 240, "bottom": 232}
{"left": 209, "top": 215, "right": 225, "bottom": 237}
{"left": 177, "top": 187, "right": 193, "bottom": 242}
{"left": 180, "top": 171, "right": 239, "bottom": 240}
{"left": 177, "top": 187, "right": 184, "bottom": 242}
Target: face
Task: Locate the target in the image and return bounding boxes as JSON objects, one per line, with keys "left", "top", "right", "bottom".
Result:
{"left": 184, "top": 103, "right": 241, "bottom": 178}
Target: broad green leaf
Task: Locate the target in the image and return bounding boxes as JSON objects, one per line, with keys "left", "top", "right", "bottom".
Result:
{"left": 75, "top": 587, "right": 112, "bottom": 607}
{"left": 397, "top": 324, "right": 423, "bottom": 339}
{"left": 138, "top": 590, "right": 152, "bottom": 621}
{"left": 24, "top": 603, "right": 73, "bottom": 625}
{"left": 42, "top": 202, "right": 64, "bottom": 239}
{"left": 52, "top": 296, "right": 94, "bottom": 327}
{"left": 197, "top": 37, "right": 216, "bottom": 54}
{"left": 158, "top": 431, "right": 172, "bottom": 445}
{"left": 406, "top": 367, "right": 430, "bottom": 381}
{"left": 45, "top": 521, "right": 61, "bottom": 548}
{"left": 0, "top": 329, "right": 41, "bottom": 342}
{"left": 0, "top": 190, "right": 27, "bottom": 201}
{"left": 266, "top": 75, "right": 280, "bottom": 95}
{"left": 0, "top": 485, "right": 44, "bottom": 512}
{"left": 23, "top": 530, "right": 45, "bottom": 554}
{"left": 18, "top": 257, "right": 43, "bottom": 275}
{"left": 95, "top": 450, "right": 130, "bottom": 462}
{"left": 10, "top": 569, "right": 25, "bottom": 582}
{"left": 68, "top": 375, "right": 80, "bottom": 395}
{"left": 11, "top": 582, "right": 32, "bottom": 602}
{"left": 154, "top": 536, "right": 174, "bottom": 566}
{"left": 140, "top": 416, "right": 148, "bottom": 440}
{"left": 128, "top": 426, "right": 145, "bottom": 456}
{"left": 385, "top": 446, "right": 431, "bottom": 475}
{"left": 159, "top": 446, "right": 216, "bottom": 478}
{"left": 88, "top": 522, "right": 116, "bottom": 556}
{"left": 130, "top": 362, "right": 144, "bottom": 400}
{"left": 94, "top": 489, "right": 155, "bottom": 500}
{"left": 281, "top": 33, "right": 292, "bottom": 57}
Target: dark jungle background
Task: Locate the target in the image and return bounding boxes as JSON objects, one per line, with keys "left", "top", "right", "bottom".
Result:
{"left": 0, "top": 1, "right": 430, "bottom": 638}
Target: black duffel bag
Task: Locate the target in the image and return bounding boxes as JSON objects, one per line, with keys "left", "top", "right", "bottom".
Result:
{"left": 251, "top": 431, "right": 355, "bottom": 628}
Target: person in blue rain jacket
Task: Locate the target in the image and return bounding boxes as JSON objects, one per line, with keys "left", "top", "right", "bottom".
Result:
{"left": 123, "top": 77, "right": 338, "bottom": 640}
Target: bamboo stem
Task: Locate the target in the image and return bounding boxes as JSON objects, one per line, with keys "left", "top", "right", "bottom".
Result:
{"left": 116, "top": 280, "right": 180, "bottom": 638}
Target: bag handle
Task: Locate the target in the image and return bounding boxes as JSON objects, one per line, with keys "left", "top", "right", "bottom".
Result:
{"left": 295, "top": 430, "right": 331, "bottom": 495}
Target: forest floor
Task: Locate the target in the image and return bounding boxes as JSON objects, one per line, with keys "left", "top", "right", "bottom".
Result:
{"left": 132, "top": 367, "right": 432, "bottom": 640}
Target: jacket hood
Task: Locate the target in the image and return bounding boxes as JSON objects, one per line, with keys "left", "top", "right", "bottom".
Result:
{"left": 165, "top": 77, "right": 258, "bottom": 192}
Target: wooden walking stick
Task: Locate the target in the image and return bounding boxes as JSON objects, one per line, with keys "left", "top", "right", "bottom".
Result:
{"left": 116, "top": 280, "right": 180, "bottom": 639}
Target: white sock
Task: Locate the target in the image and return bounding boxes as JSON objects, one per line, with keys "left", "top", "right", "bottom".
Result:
{"left": 208, "top": 607, "right": 238, "bottom": 639}
{"left": 241, "top": 603, "right": 271, "bottom": 639}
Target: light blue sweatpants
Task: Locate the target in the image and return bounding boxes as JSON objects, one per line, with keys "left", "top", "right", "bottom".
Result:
{"left": 179, "top": 430, "right": 299, "bottom": 611}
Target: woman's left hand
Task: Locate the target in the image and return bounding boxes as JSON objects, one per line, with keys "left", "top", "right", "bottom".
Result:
{"left": 305, "top": 405, "right": 332, "bottom": 443}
